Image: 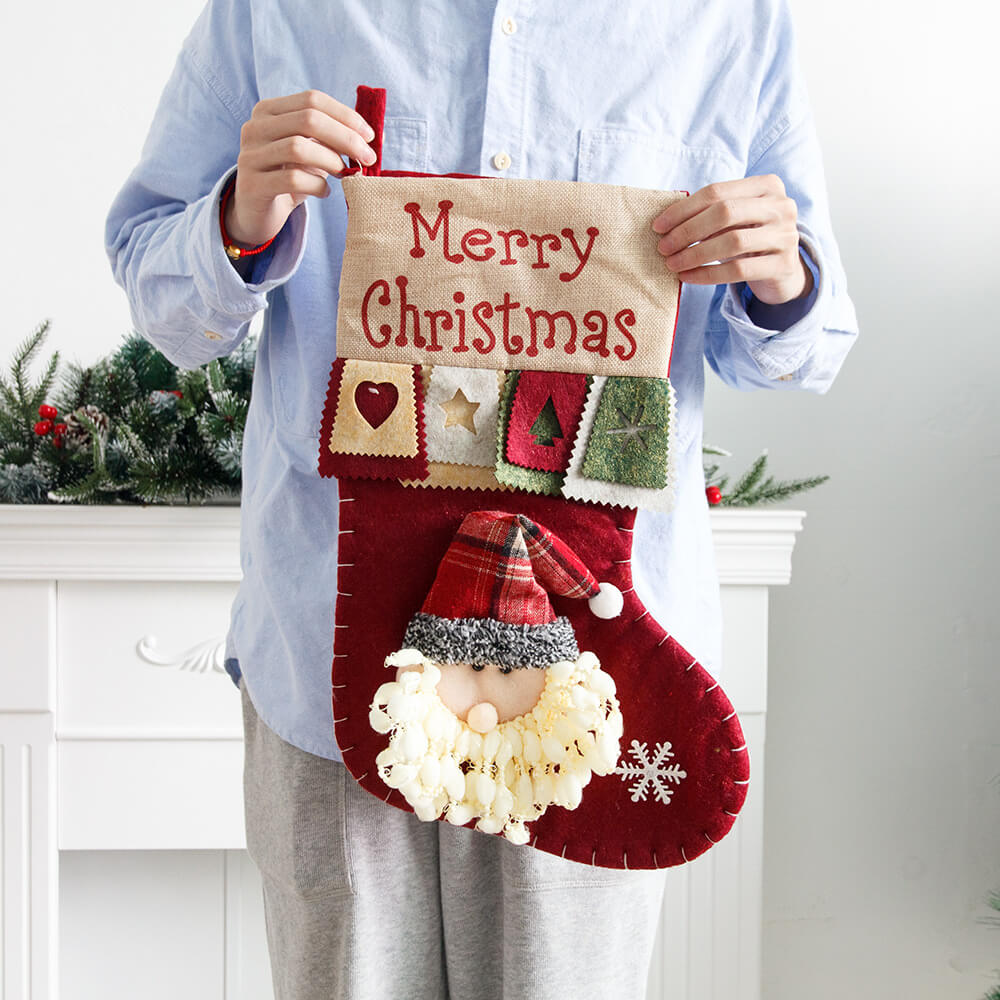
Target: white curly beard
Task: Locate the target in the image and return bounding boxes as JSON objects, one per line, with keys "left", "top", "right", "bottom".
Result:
{"left": 369, "top": 649, "right": 624, "bottom": 845}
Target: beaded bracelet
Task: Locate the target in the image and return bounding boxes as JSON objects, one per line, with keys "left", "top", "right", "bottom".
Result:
{"left": 219, "top": 175, "right": 276, "bottom": 260}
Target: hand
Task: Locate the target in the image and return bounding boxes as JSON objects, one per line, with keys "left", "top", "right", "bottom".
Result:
{"left": 225, "top": 89, "right": 378, "bottom": 248}
{"left": 652, "top": 175, "right": 812, "bottom": 305}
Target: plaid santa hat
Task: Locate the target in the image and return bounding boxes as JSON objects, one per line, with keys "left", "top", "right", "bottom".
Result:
{"left": 401, "top": 510, "right": 623, "bottom": 670}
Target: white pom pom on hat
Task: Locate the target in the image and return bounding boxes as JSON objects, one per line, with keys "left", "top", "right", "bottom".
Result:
{"left": 588, "top": 581, "right": 624, "bottom": 620}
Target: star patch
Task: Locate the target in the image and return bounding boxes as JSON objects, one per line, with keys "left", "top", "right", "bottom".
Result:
{"left": 424, "top": 365, "right": 500, "bottom": 467}
{"left": 439, "top": 388, "right": 480, "bottom": 434}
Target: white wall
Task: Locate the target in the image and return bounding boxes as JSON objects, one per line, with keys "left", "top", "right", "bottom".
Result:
{"left": 706, "top": 2, "right": 1000, "bottom": 998}
{"left": 3, "top": 2, "right": 998, "bottom": 998}
{"left": 0, "top": 0, "right": 205, "bottom": 365}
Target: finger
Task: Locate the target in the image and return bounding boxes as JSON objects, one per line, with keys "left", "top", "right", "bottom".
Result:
{"left": 252, "top": 167, "right": 332, "bottom": 202}
{"left": 241, "top": 133, "right": 352, "bottom": 177}
{"left": 255, "top": 89, "right": 376, "bottom": 142}
{"left": 656, "top": 195, "right": 791, "bottom": 257}
{"left": 673, "top": 252, "right": 788, "bottom": 287}
{"left": 652, "top": 174, "right": 785, "bottom": 234}
{"left": 661, "top": 221, "right": 797, "bottom": 273}
{"left": 247, "top": 108, "right": 376, "bottom": 166}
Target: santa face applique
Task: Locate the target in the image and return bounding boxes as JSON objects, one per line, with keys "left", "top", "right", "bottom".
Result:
{"left": 368, "top": 511, "right": 625, "bottom": 844}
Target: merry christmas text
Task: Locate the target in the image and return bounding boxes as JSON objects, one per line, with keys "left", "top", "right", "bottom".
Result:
{"left": 355, "top": 199, "right": 639, "bottom": 360}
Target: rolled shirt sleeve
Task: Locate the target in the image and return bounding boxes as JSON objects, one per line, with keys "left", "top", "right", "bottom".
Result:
{"left": 104, "top": 1, "right": 308, "bottom": 370}
{"left": 703, "top": 4, "right": 859, "bottom": 394}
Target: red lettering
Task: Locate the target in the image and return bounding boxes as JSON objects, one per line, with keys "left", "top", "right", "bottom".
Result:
{"left": 361, "top": 279, "right": 392, "bottom": 348}
{"left": 497, "top": 229, "right": 529, "bottom": 265}
{"left": 581, "top": 310, "right": 610, "bottom": 358}
{"left": 460, "top": 228, "right": 496, "bottom": 262}
{"left": 396, "top": 276, "right": 421, "bottom": 348}
{"left": 471, "top": 301, "right": 496, "bottom": 354}
{"left": 403, "top": 200, "right": 464, "bottom": 263}
{"left": 452, "top": 292, "right": 469, "bottom": 353}
{"left": 495, "top": 292, "right": 523, "bottom": 354}
{"left": 529, "top": 233, "right": 562, "bottom": 270}
{"left": 613, "top": 309, "right": 637, "bottom": 361}
{"left": 525, "top": 308, "right": 577, "bottom": 358}
{"left": 560, "top": 226, "right": 600, "bottom": 282}
{"left": 422, "top": 310, "right": 450, "bottom": 353}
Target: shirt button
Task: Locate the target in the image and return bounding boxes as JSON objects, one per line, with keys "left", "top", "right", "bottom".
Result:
{"left": 204, "top": 330, "right": 223, "bottom": 341}
{"left": 492, "top": 151, "right": 512, "bottom": 171}
{"left": 501, "top": 16, "right": 517, "bottom": 35}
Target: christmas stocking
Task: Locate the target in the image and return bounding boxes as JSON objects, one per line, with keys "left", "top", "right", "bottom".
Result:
{"left": 318, "top": 87, "right": 748, "bottom": 870}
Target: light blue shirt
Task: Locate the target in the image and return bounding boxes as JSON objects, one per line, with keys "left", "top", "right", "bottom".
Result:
{"left": 106, "top": 0, "right": 858, "bottom": 761}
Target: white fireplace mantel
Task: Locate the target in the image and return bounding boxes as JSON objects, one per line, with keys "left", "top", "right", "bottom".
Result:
{"left": 0, "top": 504, "right": 803, "bottom": 1000}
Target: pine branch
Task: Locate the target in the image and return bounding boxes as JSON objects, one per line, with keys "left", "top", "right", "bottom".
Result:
{"left": 729, "top": 450, "right": 769, "bottom": 498}
{"left": 0, "top": 321, "right": 60, "bottom": 450}
{"left": 704, "top": 447, "right": 829, "bottom": 508}
{"left": 10, "top": 321, "right": 53, "bottom": 411}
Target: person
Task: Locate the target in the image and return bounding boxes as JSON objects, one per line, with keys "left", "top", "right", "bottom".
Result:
{"left": 105, "top": 2, "right": 858, "bottom": 997}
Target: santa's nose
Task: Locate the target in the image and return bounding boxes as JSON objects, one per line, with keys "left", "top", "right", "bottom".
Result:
{"left": 466, "top": 701, "right": 499, "bottom": 733}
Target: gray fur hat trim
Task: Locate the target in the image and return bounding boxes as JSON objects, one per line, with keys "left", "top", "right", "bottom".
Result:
{"left": 401, "top": 612, "right": 580, "bottom": 669}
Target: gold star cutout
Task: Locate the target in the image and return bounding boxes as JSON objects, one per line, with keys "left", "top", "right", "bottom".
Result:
{"left": 439, "top": 388, "right": 480, "bottom": 434}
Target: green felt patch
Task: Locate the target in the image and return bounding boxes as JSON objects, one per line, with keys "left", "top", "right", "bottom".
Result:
{"left": 495, "top": 372, "right": 566, "bottom": 496}
{"left": 580, "top": 376, "right": 672, "bottom": 489}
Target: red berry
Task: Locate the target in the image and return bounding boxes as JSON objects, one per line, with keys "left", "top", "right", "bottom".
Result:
{"left": 34, "top": 419, "right": 53, "bottom": 436}
{"left": 38, "top": 404, "right": 57, "bottom": 420}
{"left": 170, "top": 390, "right": 183, "bottom": 399}
{"left": 706, "top": 485, "right": 722, "bottom": 506}
{"left": 54, "top": 423, "right": 67, "bottom": 435}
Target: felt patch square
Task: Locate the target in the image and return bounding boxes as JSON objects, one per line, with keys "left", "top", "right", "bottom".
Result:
{"left": 580, "top": 376, "right": 672, "bottom": 489}
{"left": 424, "top": 365, "right": 501, "bottom": 468}
{"left": 318, "top": 359, "right": 429, "bottom": 482}
{"left": 494, "top": 372, "right": 565, "bottom": 496}
{"left": 561, "top": 376, "right": 676, "bottom": 512}
{"left": 504, "top": 371, "right": 590, "bottom": 473}
{"left": 328, "top": 359, "right": 419, "bottom": 458}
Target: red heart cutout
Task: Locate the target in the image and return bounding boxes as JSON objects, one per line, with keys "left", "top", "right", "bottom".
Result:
{"left": 355, "top": 381, "right": 399, "bottom": 429}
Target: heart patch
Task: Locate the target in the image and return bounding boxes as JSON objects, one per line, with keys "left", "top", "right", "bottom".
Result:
{"left": 355, "top": 381, "right": 399, "bottom": 428}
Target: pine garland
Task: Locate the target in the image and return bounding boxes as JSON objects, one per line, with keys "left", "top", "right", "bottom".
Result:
{"left": 0, "top": 322, "right": 254, "bottom": 505}
{"left": 703, "top": 445, "right": 829, "bottom": 506}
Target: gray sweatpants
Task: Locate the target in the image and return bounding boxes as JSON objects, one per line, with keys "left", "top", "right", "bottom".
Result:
{"left": 240, "top": 676, "right": 667, "bottom": 1000}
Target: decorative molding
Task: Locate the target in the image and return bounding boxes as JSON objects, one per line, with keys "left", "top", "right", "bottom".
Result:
{"left": 0, "top": 505, "right": 242, "bottom": 581}
{"left": 708, "top": 509, "right": 805, "bottom": 585}
{"left": 0, "top": 505, "right": 803, "bottom": 586}
{"left": 135, "top": 635, "right": 227, "bottom": 674}
{"left": 1, "top": 712, "right": 59, "bottom": 1000}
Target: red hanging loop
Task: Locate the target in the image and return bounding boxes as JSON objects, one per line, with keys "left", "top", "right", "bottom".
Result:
{"left": 353, "top": 85, "right": 386, "bottom": 176}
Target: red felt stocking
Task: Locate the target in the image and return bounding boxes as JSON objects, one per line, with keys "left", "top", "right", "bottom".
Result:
{"left": 332, "top": 479, "right": 748, "bottom": 870}
{"left": 321, "top": 86, "right": 748, "bottom": 870}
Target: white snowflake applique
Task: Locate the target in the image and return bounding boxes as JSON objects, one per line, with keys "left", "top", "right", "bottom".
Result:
{"left": 615, "top": 740, "right": 687, "bottom": 804}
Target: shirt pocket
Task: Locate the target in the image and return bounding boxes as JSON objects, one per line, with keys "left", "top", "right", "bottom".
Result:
{"left": 576, "top": 125, "right": 741, "bottom": 192}
{"left": 379, "top": 115, "right": 429, "bottom": 174}
{"left": 275, "top": 116, "right": 430, "bottom": 440}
